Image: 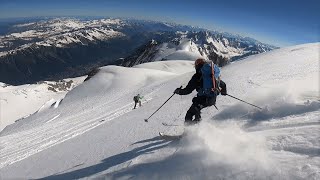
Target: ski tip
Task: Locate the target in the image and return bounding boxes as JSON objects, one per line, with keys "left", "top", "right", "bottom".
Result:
{"left": 159, "top": 132, "right": 184, "bottom": 140}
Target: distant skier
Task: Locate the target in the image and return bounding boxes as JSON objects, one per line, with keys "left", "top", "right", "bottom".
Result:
{"left": 133, "top": 94, "right": 143, "bottom": 109}
{"left": 174, "top": 58, "right": 227, "bottom": 125}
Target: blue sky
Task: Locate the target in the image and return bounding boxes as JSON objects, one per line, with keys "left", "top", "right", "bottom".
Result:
{"left": 0, "top": 0, "right": 319, "bottom": 47}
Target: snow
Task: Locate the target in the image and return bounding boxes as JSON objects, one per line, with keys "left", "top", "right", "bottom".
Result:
{"left": 0, "top": 82, "right": 7, "bottom": 87}
{"left": 10, "top": 30, "right": 44, "bottom": 38}
{"left": 98, "top": 18, "right": 123, "bottom": 25}
{"left": 134, "top": 60, "right": 194, "bottom": 74}
{"left": 49, "top": 28, "right": 124, "bottom": 47}
{"left": 0, "top": 43, "right": 319, "bottom": 179}
{"left": 14, "top": 22, "right": 36, "bottom": 27}
{"left": 143, "top": 36, "right": 244, "bottom": 63}
{"left": 0, "top": 76, "right": 86, "bottom": 132}
{"left": 36, "top": 41, "right": 52, "bottom": 46}
{"left": 0, "top": 18, "right": 127, "bottom": 54}
{"left": 0, "top": 51, "right": 8, "bottom": 57}
{"left": 48, "top": 19, "right": 85, "bottom": 29}
{"left": 207, "top": 36, "right": 243, "bottom": 58}
{"left": 164, "top": 50, "right": 203, "bottom": 61}
{"left": 151, "top": 39, "right": 204, "bottom": 61}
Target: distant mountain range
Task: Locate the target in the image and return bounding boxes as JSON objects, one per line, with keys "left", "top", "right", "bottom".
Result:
{"left": 117, "top": 31, "right": 275, "bottom": 67}
{"left": 0, "top": 17, "right": 277, "bottom": 85}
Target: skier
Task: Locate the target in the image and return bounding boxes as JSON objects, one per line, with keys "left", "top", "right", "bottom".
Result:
{"left": 133, "top": 94, "right": 143, "bottom": 109}
{"left": 174, "top": 58, "right": 227, "bottom": 125}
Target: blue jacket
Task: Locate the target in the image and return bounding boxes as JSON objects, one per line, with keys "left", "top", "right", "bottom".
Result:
{"left": 177, "top": 64, "right": 226, "bottom": 96}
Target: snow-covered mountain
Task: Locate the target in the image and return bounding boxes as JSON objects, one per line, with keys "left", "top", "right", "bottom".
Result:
{"left": 0, "top": 43, "right": 319, "bottom": 179}
{"left": 119, "top": 31, "right": 274, "bottom": 67}
{"left": 0, "top": 18, "right": 127, "bottom": 52}
{"left": 0, "top": 17, "right": 276, "bottom": 85}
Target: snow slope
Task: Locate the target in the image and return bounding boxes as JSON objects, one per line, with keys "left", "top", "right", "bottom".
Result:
{"left": 0, "top": 43, "right": 319, "bottom": 179}
{"left": 0, "top": 77, "right": 86, "bottom": 131}
{"left": 155, "top": 39, "right": 203, "bottom": 61}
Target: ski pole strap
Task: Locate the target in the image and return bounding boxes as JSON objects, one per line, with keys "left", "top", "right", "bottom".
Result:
{"left": 227, "top": 94, "right": 263, "bottom": 110}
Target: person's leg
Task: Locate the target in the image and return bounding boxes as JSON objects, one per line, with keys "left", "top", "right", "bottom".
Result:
{"left": 194, "top": 107, "right": 201, "bottom": 121}
{"left": 184, "top": 96, "right": 205, "bottom": 125}
{"left": 184, "top": 105, "right": 202, "bottom": 125}
{"left": 192, "top": 96, "right": 207, "bottom": 121}
{"left": 134, "top": 102, "right": 137, "bottom": 109}
{"left": 185, "top": 105, "right": 195, "bottom": 122}
{"left": 184, "top": 95, "right": 217, "bottom": 125}
{"left": 139, "top": 101, "right": 141, "bottom": 107}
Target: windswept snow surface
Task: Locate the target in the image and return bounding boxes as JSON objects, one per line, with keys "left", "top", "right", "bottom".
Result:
{"left": 0, "top": 77, "right": 86, "bottom": 131}
{"left": 150, "top": 39, "right": 204, "bottom": 61}
{"left": 0, "top": 43, "right": 319, "bottom": 179}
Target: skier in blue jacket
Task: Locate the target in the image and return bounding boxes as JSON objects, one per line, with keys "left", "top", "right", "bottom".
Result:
{"left": 174, "top": 58, "right": 227, "bottom": 125}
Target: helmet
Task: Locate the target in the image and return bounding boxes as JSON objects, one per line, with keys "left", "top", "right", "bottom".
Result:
{"left": 194, "top": 58, "right": 206, "bottom": 69}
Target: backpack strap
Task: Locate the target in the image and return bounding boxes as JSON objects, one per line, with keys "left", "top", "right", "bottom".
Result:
{"left": 211, "top": 62, "right": 217, "bottom": 91}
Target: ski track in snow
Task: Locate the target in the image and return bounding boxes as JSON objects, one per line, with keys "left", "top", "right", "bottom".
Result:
{"left": 0, "top": 89, "right": 156, "bottom": 168}
{"left": 46, "top": 114, "right": 61, "bottom": 123}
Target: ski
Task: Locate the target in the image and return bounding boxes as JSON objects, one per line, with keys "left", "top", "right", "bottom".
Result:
{"left": 162, "top": 122, "right": 180, "bottom": 127}
{"left": 159, "top": 132, "right": 184, "bottom": 140}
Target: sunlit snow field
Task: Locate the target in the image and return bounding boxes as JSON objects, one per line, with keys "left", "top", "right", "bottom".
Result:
{"left": 0, "top": 43, "right": 319, "bottom": 179}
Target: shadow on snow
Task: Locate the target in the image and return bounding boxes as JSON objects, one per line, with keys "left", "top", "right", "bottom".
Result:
{"left": 213, "top": 99, "right": 320, "bottom": 127}
{"left": 40, "top": 137, "right": 176, "bottom": 180}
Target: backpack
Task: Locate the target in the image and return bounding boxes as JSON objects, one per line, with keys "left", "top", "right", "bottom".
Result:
{"left": 198, "top": 62, "right": 220, "bottom": 97}
{"left": 134, "top": 95, "right": 142, "bottom": 102}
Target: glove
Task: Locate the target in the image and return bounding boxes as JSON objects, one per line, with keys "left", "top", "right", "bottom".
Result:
{"left": 174, "top": 87, "right": 181, "bottom": 94}
{"left": 220, "top": 90, "right": 227, "bottom": 96}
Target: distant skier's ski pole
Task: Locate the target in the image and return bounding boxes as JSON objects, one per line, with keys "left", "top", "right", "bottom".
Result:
{"left": 145, "top": 86, "right": 181, "bottom": 122}
{"left": 227, "top": 94, "right": 263, "bottom": 110}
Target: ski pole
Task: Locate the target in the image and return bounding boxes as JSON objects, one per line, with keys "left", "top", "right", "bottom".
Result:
{"left": 144, "top": 86, "right": 181, "bottom": 122}
{"left": 227, "top": 94, "right": 263, "bottom": 110}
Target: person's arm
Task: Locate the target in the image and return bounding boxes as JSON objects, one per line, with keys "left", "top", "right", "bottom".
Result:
{"left": 175, "top": 74, "right": 198, "bottom": 95}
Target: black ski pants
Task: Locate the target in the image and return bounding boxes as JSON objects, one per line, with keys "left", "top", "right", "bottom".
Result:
{"left": 185, "top": 95, "right": 216, "bottom": 124}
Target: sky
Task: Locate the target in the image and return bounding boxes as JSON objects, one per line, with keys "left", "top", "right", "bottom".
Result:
{"left": 0, "top": 0, "right": 319, "bottom": 47}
